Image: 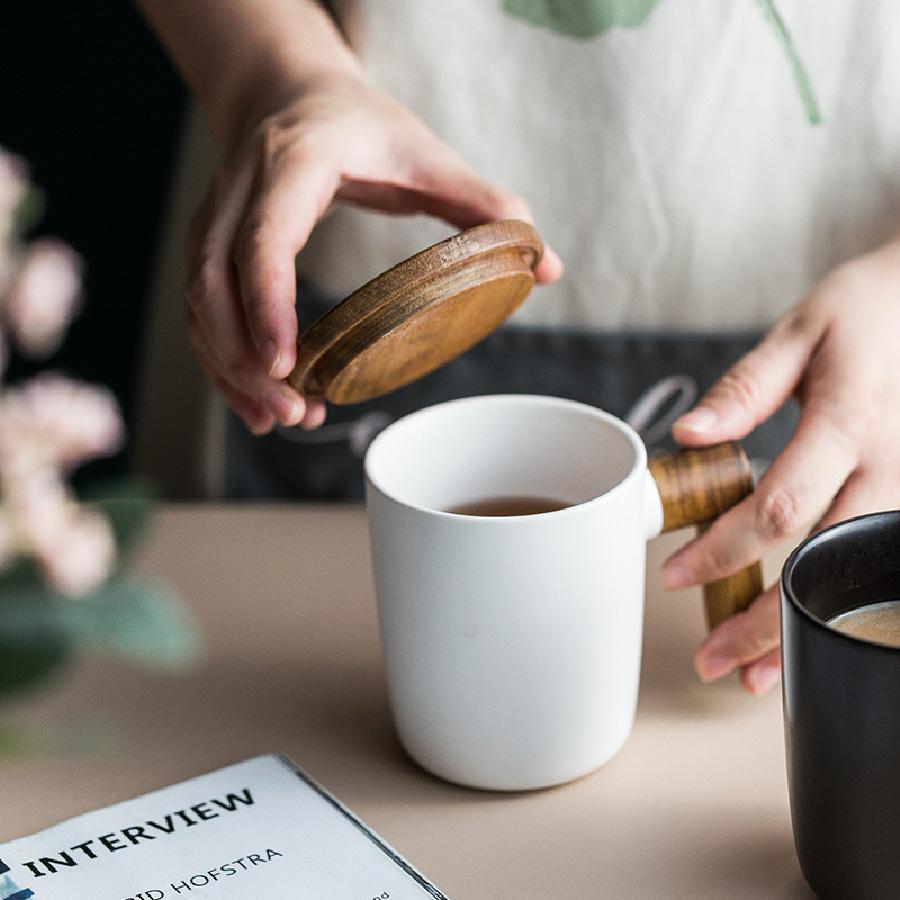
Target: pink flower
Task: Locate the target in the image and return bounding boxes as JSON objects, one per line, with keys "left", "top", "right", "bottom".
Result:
{"left": 41, "top": 508, "right": 115, "bottom": 596}
{"left": 0, "top": 468, "right": 116, "bottom": 597}
{"left": 5, "top": 468, "right": 71, "bottom": 552}
{"left": 0, "top": 149, "right": 122, "bottom": 598}
{"left": 0, "top": 374, "right": 123, "bottom": 469}
{"left": 0, "top": 376, "right": 122, "bottom": 594}
{"left": 2, "top": 240, "right": 82, "bottom": 357}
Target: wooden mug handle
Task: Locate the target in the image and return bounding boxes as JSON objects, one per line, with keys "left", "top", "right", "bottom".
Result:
{"left": 648, "top": 443, "right": 764, "bottom": 631}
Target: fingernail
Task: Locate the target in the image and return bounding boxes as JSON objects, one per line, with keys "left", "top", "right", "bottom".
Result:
{"left": 265, "top": 340, "right": 282, "bottom": 378}
{"left": 246, "top": 415, "right": 271, "bottom": 437}
{"left": 676, "top": 407, "right": 718, "bottom": 434}
{"left": 696, "top": 653, "right": 737, "bottom": 683}
{"left": 745, "top": 664, "right": 781, "bottom": 697}
{"left": 662, "top": 560, "right": 691, "bottom": 590}
{"left": 545, "top": 244, "right": 564, "bottom": 273}
{"left": 264, "top": 388, "right": 304, "bottom": 426}
{"left": 533, "top": 245, "right": 564, "bottom": 283}
{"left": 300, "top": 402, "right": 326, "bottom": 431}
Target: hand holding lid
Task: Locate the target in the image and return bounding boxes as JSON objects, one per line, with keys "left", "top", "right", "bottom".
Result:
{"left": 288, "top": 220, "right": 543, "bottom": 404}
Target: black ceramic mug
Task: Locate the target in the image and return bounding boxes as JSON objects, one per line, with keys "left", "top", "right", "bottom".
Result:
{"left": 781, "top": 511, "right": 900, "bottom": 900}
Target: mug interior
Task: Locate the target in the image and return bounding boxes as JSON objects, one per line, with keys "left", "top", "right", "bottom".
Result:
{"left": 783, "top": 510, "right": 900, "bottom": 638}
{"left": 365, "top": 394, "right": 643, "bottom": 513}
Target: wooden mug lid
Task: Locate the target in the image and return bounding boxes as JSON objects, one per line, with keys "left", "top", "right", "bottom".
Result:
{"left": 287, "top": 219, "right": 543, "bottom": 404}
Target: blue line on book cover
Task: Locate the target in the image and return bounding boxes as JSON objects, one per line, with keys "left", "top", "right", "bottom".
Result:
{"left": 1, "top": 878, "right": 35, "bottom": 899}
{"left": 1, "top": 862, "right": 35, "bottom": 900}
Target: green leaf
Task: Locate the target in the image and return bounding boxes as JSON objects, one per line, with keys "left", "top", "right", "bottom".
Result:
{"left": 0, "top": 484, "right": 190, "bottom": 698}
{"left": 0, "top": 576, "right": 200, "bottom": 673}
{"left": 0, "top": 633, "right": 70, "bottom": 698}
{"left": 0, "top": 566, "right": 72, "bottom": 698}
{"left": 0, "top": 480, "right": 157, "bottom": 592}
{"left": 59, "top": 577, "right": 201, "bottom": 669}
{"left": 11, "top": 185, "right": 46, "bottom": 237}
{"left": 502, "top": 0, "right": 660, "bottom": 38}
{"left": 0, "top": 555, "right": 44, "bottom": 592}
{"left": 79, "top": 478, "right": 158, "bottom": 561}
{"left": 754, "top": 0, "right": 821, "bottom": 125}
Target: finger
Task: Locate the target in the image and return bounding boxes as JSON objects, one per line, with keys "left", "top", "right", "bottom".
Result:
{"left": 663, "top": 400, "right": 858, "bottom": 588}
{"left": 186, "top": 167, "right": 303, "bottom": 421}
{"left": 234, "top": 158, "right": 339, "bottom": 378}
{"left": 185, "top": 173, "right": 310, "bottom": 426}
{"left": 188, "top": 313, "right": 306, "bottom": 428}
{"left": 214, "top": 377, "right": 275, "bottom": 436}
{"left": 694, "top": 584, "right": 780, "bottom": 682}
{"left": 194, "top": 348, "right": 274, "bottom": 436}
{"left": 340, "top": 178, "right": 564, "bottom": 283}
{"left": 342, "top": 144, "right": 564, "bottom": 283}
{"left": 673, "top": 311, "right": 819, "bottom": 446}
{"left": 300, "top": 400, "right": 327, "bottom": 431}
{"left": 413, "top": 161, "right": 564, "bottom": 283}
{"left": 810, "top": 468, "right": 900, "bottom": 534}
{"left": 339, "top": 179, "right": 564, "bottom": 284}
{"left": 185, "top": 164, "right": 254, "bottom": 311}
{"left": 740, "top": 648, "right": 782, "bottom": 697}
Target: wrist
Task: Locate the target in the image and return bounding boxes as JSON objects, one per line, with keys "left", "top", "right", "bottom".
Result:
{"left": 136, "top": 0, "right": 366, "bottom": 151}
{"left": 210, "top": 58, "right": 364, "bottom": 152}
{"left": 201, "top": 1, "right": 365, "bottom": 150}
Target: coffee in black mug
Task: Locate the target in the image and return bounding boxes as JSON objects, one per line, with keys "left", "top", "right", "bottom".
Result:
{"left": 781, "top": 510, "right": 900, "bottom": 900}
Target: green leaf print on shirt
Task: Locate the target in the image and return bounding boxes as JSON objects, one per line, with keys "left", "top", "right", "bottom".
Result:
{"left": 755, "top": 0, "right": 821, "bottom": 124}
{"left": 501, "top": 0, "right": 659, "bottom": 37}
{"left": 501, "top": 0, "right": 821, "bottom": 124}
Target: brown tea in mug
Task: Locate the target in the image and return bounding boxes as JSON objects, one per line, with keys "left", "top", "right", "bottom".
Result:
{"left": 446, "top": 496, "right": 570, "bottom": 517}
{"left": 828, "top": 599, "right": 900, "bottom": 649}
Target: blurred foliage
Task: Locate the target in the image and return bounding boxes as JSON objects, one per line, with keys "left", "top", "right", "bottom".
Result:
{"left": 0, "top": 481, "right": 200, "bottom": 702}
{"left": 11, "top": 185, "right": 46, "bottom": 238}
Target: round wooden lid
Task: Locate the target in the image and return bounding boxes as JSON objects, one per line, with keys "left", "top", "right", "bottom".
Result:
{"left": 287, "top": 220, "right": 543, "bottom": 404}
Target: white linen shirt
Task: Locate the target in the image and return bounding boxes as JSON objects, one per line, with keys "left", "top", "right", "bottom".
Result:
{"left": 296, "top": 0, "right": 900, "bottom": 330}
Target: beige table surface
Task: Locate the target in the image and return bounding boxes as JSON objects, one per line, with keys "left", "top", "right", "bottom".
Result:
{"left": 0, "top": 506, "right": 812, "bottom": 899}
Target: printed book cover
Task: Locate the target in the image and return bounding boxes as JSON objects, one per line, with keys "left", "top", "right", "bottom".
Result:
{"left": 0, "top": 755, "right": 448, "bottom": 899}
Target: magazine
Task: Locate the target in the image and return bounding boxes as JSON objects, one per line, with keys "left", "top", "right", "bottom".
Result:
{"left": 0, "top": 755, "right": 447, "bottom": 899}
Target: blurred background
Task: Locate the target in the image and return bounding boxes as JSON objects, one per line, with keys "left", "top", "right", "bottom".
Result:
{"left": 2, "top": 2, "right": 814, "bottom": 503}
{"left": 1, "top": 1, "right": 193, "bottom": 488}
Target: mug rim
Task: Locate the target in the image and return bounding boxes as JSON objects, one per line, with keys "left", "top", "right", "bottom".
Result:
{"left": 364, "top": 393, "right": 647, "bottom": 521}
{"left": 781, "top": 509, "right": 900, "bottom": 654}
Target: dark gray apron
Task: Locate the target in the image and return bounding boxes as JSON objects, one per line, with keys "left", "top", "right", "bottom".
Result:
{"left": 225, "top": 282, "right": 797, "bottom": 500}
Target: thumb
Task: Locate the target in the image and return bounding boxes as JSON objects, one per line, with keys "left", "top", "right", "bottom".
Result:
{"left": 404, "top": 145, "right": 564, "bottom": 283}
{"left": 673, "top": 313, "right": 818, "bottom": 446}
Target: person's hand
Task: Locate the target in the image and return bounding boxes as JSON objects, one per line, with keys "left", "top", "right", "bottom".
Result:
{"left": 185, "top": 72, "right": 563, "bottom": 435}
{"left": 662, "top": 240, "right": 900, "bottom": 695}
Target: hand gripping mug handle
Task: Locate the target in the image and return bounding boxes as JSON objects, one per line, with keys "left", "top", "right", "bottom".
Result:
{"left": 648, "top": 443, "right": 763, "bottom": 632}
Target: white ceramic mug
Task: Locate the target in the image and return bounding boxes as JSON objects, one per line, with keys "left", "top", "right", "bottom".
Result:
{"left": 364, "top": 395, "right": 757, "bottom": 790}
